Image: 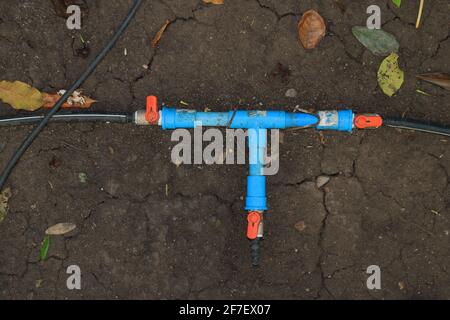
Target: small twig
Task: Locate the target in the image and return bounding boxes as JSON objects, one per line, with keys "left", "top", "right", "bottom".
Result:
{"left": 416, "top": 0, "right": 425, "bottom": 29}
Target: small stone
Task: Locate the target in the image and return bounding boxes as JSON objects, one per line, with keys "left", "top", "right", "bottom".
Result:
{"left": 295, "top": 221, "right": 307, "bottom": 232}
{"left": 316, "top": 175, "right": 331, "bottom": 188}
{"left": 398, "top": 281, "right": 405, "bottom": 290}
{"left": 35, "top": 279, "right": 44, "bottom": 288}
{"left": 104, "top": 179, "right": 120, "bottom": 197}
{"left": 285, "top": 88, "right": 298, "bottom": 98}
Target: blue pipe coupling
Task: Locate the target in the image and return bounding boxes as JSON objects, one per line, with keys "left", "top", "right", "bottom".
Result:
{"left": 245, "top": 176, "right": 267, "bottom": 211}
{"left": 316, "top": 110, "right": 354, "bottom": 132}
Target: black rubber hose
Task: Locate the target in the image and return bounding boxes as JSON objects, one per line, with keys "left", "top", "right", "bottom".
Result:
{"left": 384, "top": 117, "right": 450, "bottom": 137}
{"left": 0, "top": 0, "right": 143, "bottom": 190}
{"left": 251, "top": 238, "right": 262, "bottom": 267}
{"left": 0, "top": 113, "right": 133, "bottom": 126}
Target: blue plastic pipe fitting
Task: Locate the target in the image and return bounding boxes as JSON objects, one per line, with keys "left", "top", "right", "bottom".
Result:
{"left": 245, "top": 128, "right": 268, "bottom": 211}
{"left": 316, "top": 110, "right": 354, "bottom": 132}
{"left": 160, "top": 107, "right": 355, "bottom": 214}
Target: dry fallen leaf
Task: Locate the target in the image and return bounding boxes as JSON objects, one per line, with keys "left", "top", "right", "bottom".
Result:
{"left": 151, "top": 20, "right": 171, "bottom": 48}
{"left": 203, "top": 0, "right": 224, "bottom": 4}
{"left": 298, "top": 10, "right": 326, "bottom": 49}
{"left": 45, "top": 223, "right": 77, "bottom": 236}
{"left": 416, "top": 73, "right": 450, "bottom": 91}
{"left": 42, "top": 91, "right": 97, "bottom": 109}
{"left": 0, "top": 81, "right": 43, "bottom": 111}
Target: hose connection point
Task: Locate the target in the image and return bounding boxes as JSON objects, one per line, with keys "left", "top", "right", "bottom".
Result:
{"left": 247, "top": 211, "right": 263, "bottom": 240}
{"left": 354, "top": 114, "right": 383, "bottom": 129}
{"left": 145, "top": 95, "right": 160, "bottom": 125}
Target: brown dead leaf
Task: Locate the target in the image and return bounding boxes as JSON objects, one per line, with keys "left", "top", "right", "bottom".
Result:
{"left": 151, "top": 20, "right": 171, "bottom": 48}
{"left": 416, "top": 73, "right": 450, "bottom": 91}
{"left": 203, "top": 0, "right": 224, "bottom": 4}
{"left": 298, "top": 10, "right": 326, "bottom": 49}
{"left": 42, "top": 92, "right": 96, "bottom": 109}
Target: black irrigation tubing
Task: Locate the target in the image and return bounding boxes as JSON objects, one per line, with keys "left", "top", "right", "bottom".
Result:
{"left": 0, "top": 0, "right": 144, "bottom": 190}
{"left": 0, "top": 113, "right": 133, "bottom": 126}
{"left": 383, "top": 117, "right": 450, "bottom": 137}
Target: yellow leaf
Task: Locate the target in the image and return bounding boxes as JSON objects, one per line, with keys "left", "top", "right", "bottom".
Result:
{"left": 377, "top": 53, "right": 404, "bottom": 97}
{"left": 203, "top": 0, "right": 224, "bottom": 4}
{"left": 0, "top": 81, "right": 43, "bottom": 111}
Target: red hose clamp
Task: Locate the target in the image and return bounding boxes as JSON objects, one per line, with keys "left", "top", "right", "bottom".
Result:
{"left": 145, "top": 95, "right": 160, "bottom": 125}
{"left": 354, "top": 114, "right": 383, "bottom": 129}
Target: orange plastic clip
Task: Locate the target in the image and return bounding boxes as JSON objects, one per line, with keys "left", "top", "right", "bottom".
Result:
{"left": 354, "top": 114, "right": 383, "bottom": 129}
{"left": 247, "top": 211, "right": 262, "bottom": 240}
{"left": 145, "top": 95, "right": 160, "bottom": 125}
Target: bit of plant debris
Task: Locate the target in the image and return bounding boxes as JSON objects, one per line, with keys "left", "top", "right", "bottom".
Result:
{"left": 45, "top": 223, "right": 77, "bottom": 236}
{"left": 0, "top": 188, "right": 11, "bottom": 224}
{"left": 151, "top": 20, "right": 171, "bottom": 48}
{"left": 417, "top": 73, "right": 450, "bottom": 91}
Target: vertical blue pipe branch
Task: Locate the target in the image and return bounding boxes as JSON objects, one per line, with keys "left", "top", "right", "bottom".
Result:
{"left": 245, "top": 128, "right": 268, "bottom": 211}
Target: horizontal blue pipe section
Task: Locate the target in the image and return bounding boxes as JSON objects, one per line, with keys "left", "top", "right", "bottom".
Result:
{"left": 161, "top": 108, "right": 319, "bottom": 130}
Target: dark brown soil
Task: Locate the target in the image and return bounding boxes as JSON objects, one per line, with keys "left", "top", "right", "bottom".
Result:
{"left": 0, "top": 0, "right": 449, "bottom": 299}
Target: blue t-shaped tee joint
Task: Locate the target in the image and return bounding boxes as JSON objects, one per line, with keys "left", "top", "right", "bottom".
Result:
{"left": 159, "top": 107, "right": 354, "bottom": 239}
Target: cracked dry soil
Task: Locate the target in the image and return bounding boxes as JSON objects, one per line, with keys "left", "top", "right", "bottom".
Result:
{"left": 0, "top": 0, "right": 449, "bottom": 299}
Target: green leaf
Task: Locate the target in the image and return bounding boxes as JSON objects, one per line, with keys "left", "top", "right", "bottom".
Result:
{"left": 378, "top": 53, "right": 404, "bottom": 97}
{"left": 352, "top": 26, "right": 399, "bottom": 56}
{"left": 40, "top": 235, "right": 50, "bottom": 261}
{"left": 392, "top": 0, "right": 401, "bottom": 8}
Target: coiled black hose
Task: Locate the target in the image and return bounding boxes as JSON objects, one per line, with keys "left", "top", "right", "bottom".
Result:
{"left": 384, "top": 118, "right": 450, "bottom": 137}
{"left": 0, "top": 0, "right": 143, "bottom": 190}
